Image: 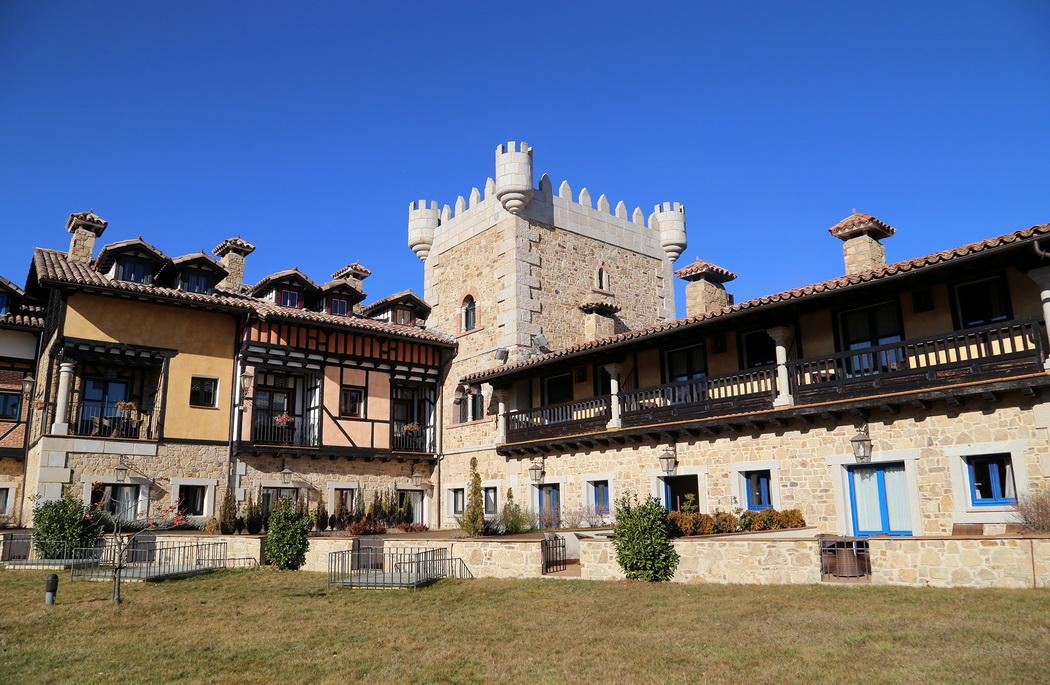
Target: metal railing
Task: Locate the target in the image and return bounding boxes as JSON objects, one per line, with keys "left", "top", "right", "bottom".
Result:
{"left": 391, "top": 421, "right": 435, "bottom": 452}
{"left": 506, "top": 396, "right": 611, "bottom": 441}
{"left": 68, "top": 400, "right": 161, "bottom": 440}
{"left": 789, "top": 318, "right": 1044, "bottom": 400}
{"left": 250, "top": 414, "right": 319, "bottom": 447}
{"left": 541, "top": 534, "right": 566, "bottom": 575}
{"left": 819, "top": 537, "right": 871, "bottom": 580}
{"left": 621, "top": 368, "right": 776, "bottom": 425}
{"left": 327, "top": 546, "right": 458, "bottom": 589}
{"left": 0, "top": 534, "right": 99, "bottom": 568}
{"left": 70, "top": 539, "right": 228, "bottom": 581}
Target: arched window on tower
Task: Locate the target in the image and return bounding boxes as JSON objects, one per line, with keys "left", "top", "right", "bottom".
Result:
{"left": 595, "top": 265, "right": 611, "bottom": 291}
{"left": 462, "top": 295, "right": 477, "bottom": 332}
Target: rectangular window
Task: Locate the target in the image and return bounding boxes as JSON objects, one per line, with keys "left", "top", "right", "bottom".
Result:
{"left": 0, "top": 392, "right": 20, "bottom": 420}
{"left": 339, "top": 386, "right": 365, "bottom": 418}
{"left": 741, "top": 330, "right": 776, "bottom": 369}
{"left": 91, "top": 483, "right": 141, "bottom": 520}
{"left": 335, "top": 488, "right": 355, "bottom": 514}
{"left": 967, "top": 454, "right": 1017, "bottom": 506}
{"left": 592, "top": 480, "right": 610, "bottom": 513}
{"left": 0, "top": 293, "right": 8, "bottom": 315}
{"left": 177, "top": 485, "right": 206, "bottom": 517}
{"left": 189, "top": 377, "right": 219, "bottom": 408}
{"left": 470, "top": 392, "right": 484, "bottom": 421}
{"left": 954, "top": 275, "right": 1012, "bottom": 329}
{"left": 329, "top": 298, "right": 348, "bottom": 316}
{"left": 261, "top": 487, "right": 299, "bottom": 518}
{"left": 395, "top": 308, "right": 415, "bottom": 325}
{"left": 117, "top": 259, "right": 150, "bottom": 284}
{"left": 279, "top": 289, "right": 300, "bottom": 308}
{"left": 664, "top": 343, "right": 707, "bottom": 382}
{"left": 182, "top": 270, "right": 211, "bottom": 294}
{"left": 483, "top": 487, "right": 498, "bottom": 516}
{"left": 0, "top": 486, "right": 8, "bottom": 515}
{"left": 451, "top": 488, "right": 465, "bottom": 515}
{"left": 742, "top": 470, "right": 772, "bottom": 511}
{"left": 542, "top": 373, "right": 574, "bottom": 406}
{"left": 456, "top": 397, "right": 469, "bottom": 424}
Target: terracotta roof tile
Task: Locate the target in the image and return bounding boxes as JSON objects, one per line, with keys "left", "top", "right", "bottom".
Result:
{"left": 674, "top": 259, "right": 737, "bottom": 283}
{"left": 0, "top": 305, "right": 43, "bottom": 330}
{"left": 828, "top": 212, "right": 895, "bottom": 240}
{"left": 212, "top": 236, "right": 256, "bottom": 257}
{"left": 462, "top": 221, "right": 1050, "bottom": 383}
{"left": 361, "top": 289, "right": 431, "bottom": 317}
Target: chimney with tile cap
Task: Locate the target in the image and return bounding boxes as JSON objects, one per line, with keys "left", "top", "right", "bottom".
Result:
{"left": 66, "top": 211, "right": 108, "bottom": 264}
{"left": 579, "top": 301, "right": 620, "bottom": 341}
{"left": 213, "top": 237, "right": 256, "bottom": 293}
{"left": 828, "top": 212, "right": 895, "bottom": 275}
{"left": 675, "top": 259, "right": 736, "bottom": 318}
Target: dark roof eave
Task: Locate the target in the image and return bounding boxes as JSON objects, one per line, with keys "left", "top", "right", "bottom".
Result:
{"left": 39, "top": 278, "right": 254, "bottom": 315}
{"left": 261, "top": 312, "right": 456, "bottom": 349}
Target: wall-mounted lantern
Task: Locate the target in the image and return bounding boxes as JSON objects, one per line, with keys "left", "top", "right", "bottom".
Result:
{"left": 659, "top": 448, "right": 677, "bottom": 475}
{"left": 850, "top": 425, "right": 873, "bottom": 463}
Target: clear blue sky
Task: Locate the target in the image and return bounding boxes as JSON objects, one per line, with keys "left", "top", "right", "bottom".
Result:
{"left": 2, "top": 2, "right": 1048, "bottom": 313}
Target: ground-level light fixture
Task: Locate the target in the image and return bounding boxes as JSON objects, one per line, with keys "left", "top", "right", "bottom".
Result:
{"left": 21, "top": 374, "right": 35, "bottom": 399}
{"left": 850, "top": 425, "right": 873, "bottom": 463}
{"left": 528, "top": 459, "right": 544, "bottom": 484}
{"left": 659, "top": 448, "right": 677, "bottom": 475}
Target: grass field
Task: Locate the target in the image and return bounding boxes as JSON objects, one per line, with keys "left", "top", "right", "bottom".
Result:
{"left": 1, "top": 568, "right": 1048, "bottom": 684}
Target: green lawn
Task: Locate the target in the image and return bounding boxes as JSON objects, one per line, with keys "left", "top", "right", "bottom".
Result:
{"left": 0, "top": 569, "right": 1047, "bottom": 684}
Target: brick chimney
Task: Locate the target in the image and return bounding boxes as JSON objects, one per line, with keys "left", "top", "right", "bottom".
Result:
{"left": 828, "top": 212, "right": 895, "bottom": 275}
{"left": 579, "top": 301, "right": 620, "bottom": 341}
{"left": 65, "top": 211, "right": 108, "bottom": 264}
{"left": 212, "top": 237, "right": 256, "bottom": 293}
{"left": 674, "top": 259, "right": 736, "bottom": 318}
{"left": 331, "top": 262, "right": 371, "bottom": 312}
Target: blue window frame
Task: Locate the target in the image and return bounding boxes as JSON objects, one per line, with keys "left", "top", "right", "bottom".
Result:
{"left": 967, "top": 454, "right": 1016, "bottom": 506}
{"left": 116, "top": 258, "right": 151, "bottom": 284}
{"left": 329, "top": 298, "right": 348, "bottom": 316}
{"left": 0, "top": 392, "right": 20, "bottom": 420}
{"left": 0, "top": 293, "right": 8, "bottom": 315}
{"left": 742, "top": 470, "right": 772, "bottom": 511}
{"left": 279, "top": 289, "right": 299, "bottom": 308}
{"left": 182, "top": 270, "right": 211, "bottom": 294}
{"left": 592, "top": 480, "right": 610, "bottom": 512}
{"left": 847, "top": 463, "right": 912, "bottom": 536}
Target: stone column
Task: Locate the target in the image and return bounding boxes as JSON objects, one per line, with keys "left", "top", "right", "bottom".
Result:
{"left": 494, "top": 388, "right": 509, "bottom": 443}
{"left": 767, "top": 327, "right": 795, "bottom": 407}
{"left": 52, "top": 361, "right": 75, "bottom": 435}
{"left": 604, "top": 363, "right": 623, "bottom": 429}
{"left": 1028, "top": 266, "right": 1050, "bottom": 370}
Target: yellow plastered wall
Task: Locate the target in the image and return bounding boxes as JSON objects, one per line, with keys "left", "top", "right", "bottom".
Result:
{"left": 63, "top": 294, "right": 236, "bottom": 441}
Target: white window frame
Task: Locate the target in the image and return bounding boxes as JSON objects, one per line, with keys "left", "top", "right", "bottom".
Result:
{"left": 189, "top": 376, "right": 220, "bottom": 409}
{"left": 170, "top": 477, "right": 218, "bottom": 519}
{"left": 944, "top": 440, "right": 1029, "bottom": 524}
{"left": 826, "top": 449, "right": 922, "bottom": 536}
{"left": 446, "top": 485, "right": 466, "bottom": 517}
{"left": 481, "top": 479, "right": 501, "bottom": 518}
{"left": 0, "top": 480, "right": 16, "bottom": 517}
{"left": 81, "top": 475, "right": 152, "bottom": 519}
{"left": 580, "top": 472, "right": 615, "bottom": 520}
{"left": 325, "top": 481, "right": 358, "bottom": 513}
{"left": 728, "top": 460, "right": 782, "bottom": 511}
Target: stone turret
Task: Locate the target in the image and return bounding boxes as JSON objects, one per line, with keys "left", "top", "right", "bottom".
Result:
{"left": 829, "top": 212, "right": 895, "bottom": 275}
{"left": 494, "top": 141, "right": 533, "bottom": 215}
{"left": 213, "top": 236, "right": 256, "bottom": 293}
{"left": 66, "top": 210, "right": 108, "bottom": 264}
{"left": 651, "top": 202, "right": 687, "bottom": 262}
{"left": 408, "top": 200, "right": 440, "bottom": 261}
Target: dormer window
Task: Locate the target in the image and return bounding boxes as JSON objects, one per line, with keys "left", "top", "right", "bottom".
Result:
{"left": 329, "top": 297, "right": 348, "bottom": 316}
{"left": 278, "top": 289, "right": 300, "bottom": 308}
{"left": 394, "top": 307, "right": 415, "bottom": 325}
{"left": 181, "top": 270, "right": 212, "bottom": 294}
{"left": 0, "top": 293, "right": 8, "bottom": 315}
{"left": 116, "top": 258, "right": 151, "bottom": 284}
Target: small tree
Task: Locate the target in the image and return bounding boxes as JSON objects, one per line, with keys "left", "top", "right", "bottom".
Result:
{"left": 314, "top": 497, "right": 328, "bottom": 532}
{"left": 458, "top": 457, "right": 486, "bottom": 536}
{"left": 352, "top": 484, "right": 365, "bottom": 523}
{"left": 31, "top": 494, "right": 105, "bottom": 559}
{"left": 244, "top": 494, "right": 264, "bottom": 535}
{"left": 265, "top": 496, "right": 312, "bottom": 570}
{"left": 218, "top": 487, "right": 237, "bottom": 535}
{"left": 612, "top": 493, "right": 679, "bottom": 582}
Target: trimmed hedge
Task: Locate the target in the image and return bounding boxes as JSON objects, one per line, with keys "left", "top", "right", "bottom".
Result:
{"left": 667, "top": 507, "right": 807, "bottom": 537}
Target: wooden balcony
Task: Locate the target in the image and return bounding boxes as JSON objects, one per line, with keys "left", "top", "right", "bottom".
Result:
{"left": 506, "top": 396, "right": 611, "bottom": 442}
{"left": 788, "top": 318, "right": 1045, "bottom": 403}
{"left": 498, "top": 319, "right": 1046, "bottom": 448}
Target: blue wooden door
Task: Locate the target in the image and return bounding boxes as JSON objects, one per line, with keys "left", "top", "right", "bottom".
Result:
{"left": 847, "top": 463, "right": 912, "bottom": 536}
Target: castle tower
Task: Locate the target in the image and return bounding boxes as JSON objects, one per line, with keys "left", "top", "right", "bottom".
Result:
{"left": 494, "top": 141, "right": 533, "bottom": 214}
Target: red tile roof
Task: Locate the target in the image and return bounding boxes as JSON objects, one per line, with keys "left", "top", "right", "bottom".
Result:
{"left": 212, "top": 236, "right": 256, "bottom": 257}
{"left": 0, "top": 305, "right": 43, "bottom": 330}
{"left": 361, "top": 289, "right": 431, "bottom": 317}
{"left": 462, "top": 221, "right": 1050, "bottom": 383}
{"left": 828, "top": 212, "right": 895, "bottom": 240}
{"left": 674, "top": 259, "right": 737, "bottom": 283}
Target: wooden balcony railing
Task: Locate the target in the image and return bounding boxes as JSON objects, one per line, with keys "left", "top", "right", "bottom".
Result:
{"left": 68, "top": 400, "right": 161, "bottom": 440}
{"left": 250, "top": 414, "right": 319, "bottom": 447}
{"left": 391, "top": 420, "right": 435, "bottom": 453}
{"left": 506, "top": 396, "right": 611, "bottom": 442}
{"left": 787, "top": 318, "right": 1045, "bottom": 402}
{"left": 621, "top": 369, "right": 776, "bottom": 427}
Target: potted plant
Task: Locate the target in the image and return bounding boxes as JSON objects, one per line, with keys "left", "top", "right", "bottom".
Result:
{"left": 273, "top": 413, "right": 295, "bottom": 427}
{"left": 402, "top": 422, "right": 421, "bottom": 434}
{"left": 114, "top": 400, "right": 137, "bottom": 415}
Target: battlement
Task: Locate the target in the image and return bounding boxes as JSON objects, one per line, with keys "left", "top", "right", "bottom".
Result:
{"left": 407, "top": 142, "right": 688, "bottom": 264}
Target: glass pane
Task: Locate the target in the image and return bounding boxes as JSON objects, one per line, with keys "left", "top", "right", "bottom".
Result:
{"left": 852, "top": 468, "right": 883, "bottom": 532}
{"left": 882, "top": 465, "right": 911, "bottom": 532}
{"left": 972, "top": 460, "right": 994, "bottom": 500}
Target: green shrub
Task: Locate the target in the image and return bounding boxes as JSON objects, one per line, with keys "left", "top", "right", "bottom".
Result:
{"left": 612, "top": 493, "right": 679, "bottom": 581}
{"left": 499, "top": 488, "right": 533, "bottom": 535}
{"left": 218, "top": 487, "right": 237, "bottom": 535}
{"left": 314, "top": 498, "right": 328, "bottom": 532}
{"left": 31, "top": 494, "right": 104, "bottom": 559}
{"left": 458, "top": 457, "right": 486, "bottom": 537}
{"left": 264, "top": 497, "right": 312, "bottom": 570}
{"left": 244, "top": 494, "right": 264, "bottom": 535}
{"left": 234, "top": 516, "right": 245, "bottom": 534}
